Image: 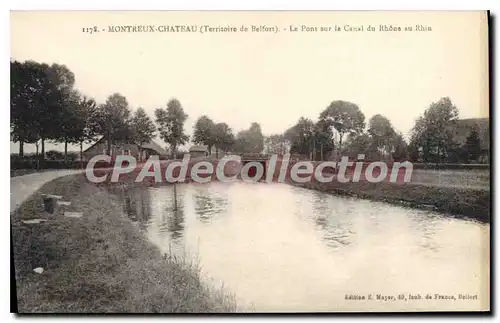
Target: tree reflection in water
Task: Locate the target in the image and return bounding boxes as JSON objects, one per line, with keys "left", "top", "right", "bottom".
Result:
{"left": 153, "top": 186, "right": 185, "bottom": 242}
{"left": 164, "top": 208, "right": 185, "bottom": 241}
{"left": 123, "top": 187, "right": 152, "bottom": 230}
{"left": 310, "top": 191, "right": 354, "bottom": 249}
{"left": 194, "top": 190, "right": 228, "bottom": 224}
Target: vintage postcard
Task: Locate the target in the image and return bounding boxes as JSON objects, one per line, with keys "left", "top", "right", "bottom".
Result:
{"left": 10, "top": 11, "right": 490, "bottom": 313}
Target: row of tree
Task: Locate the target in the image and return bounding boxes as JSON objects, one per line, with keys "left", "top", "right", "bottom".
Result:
{"left": 265, "top": 97, "right": 484, "bottom": 163}
{"left": 408, "top": 97, "right": 484, "bottom": 163}
{"left": 11, "top": 59, "right": 484, "bottom": 164}
{"left": 11, "top": 59, "right": 268, "bottom": 162}
{"left": 10, "top": 60, "right": 193, "bottom": 162}
{"left": 263, "top": 100, "right": 407, "bottom": 161}
{"left": 192, "top": 116, "right": 266, "bottom": 157}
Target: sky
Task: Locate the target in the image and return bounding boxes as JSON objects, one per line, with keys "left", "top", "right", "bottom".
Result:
{"left": 10, "top": 11, "right": 489, "bottom": 153}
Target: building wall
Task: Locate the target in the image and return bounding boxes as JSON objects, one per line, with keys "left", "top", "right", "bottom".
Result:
{"left": 189, "top": 150, "right": 207, "bottom": 158}
{"left": 83, "top": 140, "right": 159, "bottom": 161}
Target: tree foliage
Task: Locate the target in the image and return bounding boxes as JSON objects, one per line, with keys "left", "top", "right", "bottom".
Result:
{"left": 342, "top": 133, "right": 376, "bottom": 158}
{"left": 264, "top": 134, "right": 289, "bottom": 155}
{"left": 213, "top": 122, "right": 235, "bottom": 157}
{"left": 95, "top": 93, "right": 133, "bottom": 153}
{"left": 131, "top": 107, "right": 156, "bottom": 147}
{"left": 319, "top": 100, "right": 365, "bottom": 151}
{"left": 234, "top": 122, "right": 264, "bottom": 153}
{"left": 71, "top": 95, "right": 99, "bottom": 161}
{"left": 368, "top": 114, "right": 397, "bottom": 153}
{"left": 409, "top": 97, "right": 459, "bottom": 162}
{"left": 313, "top": 120, "right": 334, "bottom": 160}
{"left": 155, "top": 99, "right": 189, "bottom": 157}
{"left": 192, "top": 115, "right": 216, "bottom": 153}
{"left": 391, "top": 132, "right": 409, "bottom": 161}
{"left": 10, "top": 60, "right": 73, "bottom": 161}
{"left": 284, "top": 117, "right": 315, "bottom": 156}
{"left": 283, "top": 118, "right": 335, "bottom": 160}
{"left": 12, "top": 59, "right": 483, "bottom": 167}
{"left": 10, "top": 61, "right": 41, "bottom": 154}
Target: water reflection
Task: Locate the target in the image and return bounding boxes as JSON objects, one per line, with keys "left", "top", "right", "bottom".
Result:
{"left": 153, "top": 186, "right": 186, "bottom": 243}
{"left": 194, "top": 190, "right": 228, "bottom": 223}
{"left": 408, "top": 211, "right": 444, "bottom": 253}
{"left": 119, "top": 182, "right": 489, "bottom": 312}
{"left": 123, "top": 188, "right": 152, "bottom": 227}
{"left": 159, "top": 208, "right": 184, "bottom": 240}
{"left": 308, "top": 191, "right": 355, "bottom": 248}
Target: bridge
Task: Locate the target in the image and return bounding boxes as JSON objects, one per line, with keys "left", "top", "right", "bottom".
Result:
{"left": 233, "top": 153, "right": 272, "bottom": 179}
{"left": 239, "top": 153, "right": 272, "bottom": 162}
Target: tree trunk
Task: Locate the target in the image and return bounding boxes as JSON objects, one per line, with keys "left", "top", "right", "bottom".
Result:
{"left": 107, "top": 131, "right": 112, "bottom": 155}
{"left": 64, "top": 140, "right": 68, "bottom": 163}
{"left": 80, "top": 141, "right": 84, "bottom": 169}
{"left": 338, "top": 134, "right": 343, "bottom": 156}
{"left": 332, "top": 140, "right": 335, "bottom": 160}
{"left": 39, "top": 138, "right": 45, "bottom": 169}
{"left": 320, "top": 143, "right": 324, "bottom": 161}
{"left": 308, "top": 138, "right": 312, "bottom": 160}
{"left": 19, "top": 141, "right": 24, "bottom": 157}
{"left": 216, "top": 147, "right": 219, "bottom": 159}
{"left": 41, "top": 138, "right": 45, "bottom": 157}
{"left": 312, "top": 138, "right": 316, "bottom": 161}
{"left": 34, "top": 141, "right": 39, "bottom": 169}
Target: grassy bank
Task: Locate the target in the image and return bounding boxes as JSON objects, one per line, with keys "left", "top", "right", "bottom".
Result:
{"left": 289, "top": 180, "right": 490, "bottom": 223}
{"left": 11, "top": 174, "right": 237, "bottom": 313}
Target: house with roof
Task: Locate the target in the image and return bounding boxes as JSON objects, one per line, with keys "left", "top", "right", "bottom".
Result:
{"left": 451, "top": 118, "right": 489, "bottom": 147}
{"left": 82, "top": 137, "right": 168, "bottom": 162}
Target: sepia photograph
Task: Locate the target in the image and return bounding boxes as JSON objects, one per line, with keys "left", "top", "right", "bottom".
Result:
{"left": 10, "top": 10, "right": 490, "bottom": 313}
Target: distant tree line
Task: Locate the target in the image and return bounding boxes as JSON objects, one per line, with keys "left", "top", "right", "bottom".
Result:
{"left": 192, "top": 117, "right": 265, "bottom": 157}
{"left": 11, "top": 59, "right": 486, "bottom": 165}
{"left": 265, "top": 97, "right": 486, "bottom": 164}
{"left": 10, "top": 59, "right": 269, "bottom": 164}
{"left": 408, "top": 97, "right": 485, "bottom": 163}
{"left": 10, "top": 60, "right": 195, "bottom": 164}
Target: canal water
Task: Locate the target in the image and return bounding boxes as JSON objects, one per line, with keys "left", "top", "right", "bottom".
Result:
{"left": 120, "top": 182, "right": 489, "bottom": 312}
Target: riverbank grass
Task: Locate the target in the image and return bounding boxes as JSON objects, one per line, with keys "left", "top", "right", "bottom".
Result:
{"left": 11, "top": 174, "right": 237, "bottom": 313}
{"left": 292, "top": 180, "right": 490, "bottom": 222}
